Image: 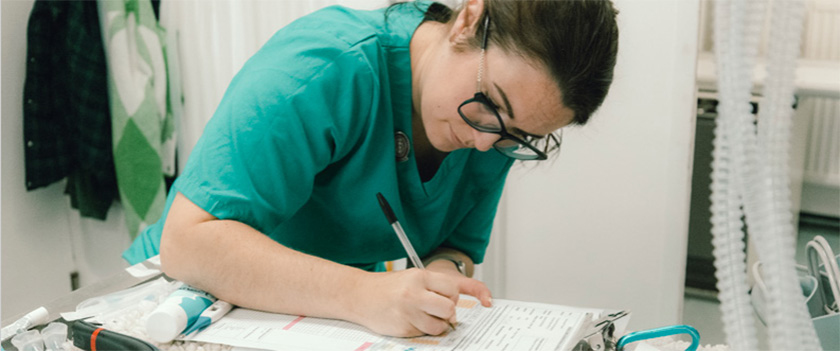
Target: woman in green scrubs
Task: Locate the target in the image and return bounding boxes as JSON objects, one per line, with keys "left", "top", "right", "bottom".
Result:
{"left": 124, "top": 0, "right": 618, "bottom": 337}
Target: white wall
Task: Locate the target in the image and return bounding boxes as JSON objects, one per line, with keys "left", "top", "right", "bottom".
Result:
{"left": 1, "top": 0, "right": 131, "bottom": 320}
{"left": 2, "top": 0, "right": 73, "bottom": 319}
{"left": 483, "top": 0, "right": 700, "bottom": 331}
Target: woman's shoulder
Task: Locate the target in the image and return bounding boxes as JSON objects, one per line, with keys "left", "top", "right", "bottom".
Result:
{"left": 269, "top": 5, "right": 387, "bottom": 50}
{"left": 261, "top": 2, "right": 430, "bottom": 53}
{"left": 233, "top": 6, "right": 391, "bottom": 81}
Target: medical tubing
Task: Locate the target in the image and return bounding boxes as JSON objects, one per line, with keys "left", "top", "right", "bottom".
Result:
{"left": 807, "top": 239, "right": 840, "bottom": 313}
{"left": 811, "top": 236, "right": 840, "bottom": 305}
{"left": 816, "top": 238, "right": 840, "bottom": 298}
{"left": 73, "top": 320, "right": 159, "bottom": 351}
{"left": 741, "top": 0, "right": 821, "bottom": 349}
{"left": 709, "top": 0, "right": 761, "bottom": 349}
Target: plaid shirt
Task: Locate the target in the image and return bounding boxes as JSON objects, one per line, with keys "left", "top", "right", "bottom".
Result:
{"left": 23, "top": 0, "right": 118, "bottom": 220}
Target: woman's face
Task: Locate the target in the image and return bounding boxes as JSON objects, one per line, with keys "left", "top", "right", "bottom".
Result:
{"left": 416, "top": 46, "right": 575, "bottom": 154}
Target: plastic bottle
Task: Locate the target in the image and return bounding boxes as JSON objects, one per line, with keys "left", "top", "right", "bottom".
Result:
{"left": 1, "top": 307, "right": 49, "bottom": 342}
{"left": 145, "top": 284, "right": 216, "bottom": 343}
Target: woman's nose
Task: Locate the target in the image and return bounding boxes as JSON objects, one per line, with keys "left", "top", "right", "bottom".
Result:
{"left": 471, "top": 129, "right": 501, "bottom": 152}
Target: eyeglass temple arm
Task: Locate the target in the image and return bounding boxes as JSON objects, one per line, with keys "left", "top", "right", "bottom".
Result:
{"left": 476, "top": 16, "right": 490, "bottom": 92}
{"left": 544, "top": 131, "right": 562, "bottom": 153}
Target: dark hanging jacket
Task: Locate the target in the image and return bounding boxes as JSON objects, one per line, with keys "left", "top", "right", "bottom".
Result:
{"left": 23, "top": 0, "right": 118, "bottom": 219}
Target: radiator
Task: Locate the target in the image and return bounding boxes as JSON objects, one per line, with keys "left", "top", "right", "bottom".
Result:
{"left": 801, "top": 0, "right": 840, "bottom": 213}
{"left": 803, "top": 0, "right": 840, "bottom": 59}
{"left": 803, "top": 97, "right": 839, "bottom": 188}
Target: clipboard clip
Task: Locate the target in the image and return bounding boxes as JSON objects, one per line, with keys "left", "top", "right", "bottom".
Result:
{"left": 572, "top": 310, "right": 630, "bottom": 351}
{"left": 572, "top": 311, "right": 700, "bottom": 351}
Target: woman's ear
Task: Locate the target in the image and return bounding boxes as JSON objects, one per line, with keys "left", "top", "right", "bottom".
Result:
{"left": 448, "top": 0, "right": 485, "bottom": 48}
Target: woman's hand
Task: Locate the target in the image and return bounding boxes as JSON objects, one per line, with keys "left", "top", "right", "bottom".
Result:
{"left": 346, "top": 261, "right": 494, "bottom": 338}
{"left": 348, "top": 269, "right": 460, "bottom": 337}
{"left": 426, "top": 259, "right": 493, "bottom": 308}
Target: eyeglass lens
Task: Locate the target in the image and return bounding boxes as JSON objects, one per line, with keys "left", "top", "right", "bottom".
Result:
{"left": 460, "top": 99, "right": 557, "bottom": 159}
{"left": 459, "top": 100, "right": 503, "bottom": 133}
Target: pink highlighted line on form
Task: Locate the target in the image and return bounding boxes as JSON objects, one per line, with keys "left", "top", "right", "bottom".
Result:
{"left": 283, "top": 316, "right": 306, "bottom": 330}
{"left": 355, "top": 342, "right": 374, "bottom": 351}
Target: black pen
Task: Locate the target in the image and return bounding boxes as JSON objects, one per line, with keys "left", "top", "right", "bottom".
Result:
{"left": 376, "top": 192, "right": 457, "bottom": 331}
{"left": 377, "top": 192, "right": 425, "bottom": 269}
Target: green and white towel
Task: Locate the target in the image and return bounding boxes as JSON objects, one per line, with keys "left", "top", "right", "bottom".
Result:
{"left": 98, "top": 0, "right": 175, "bottom": 239}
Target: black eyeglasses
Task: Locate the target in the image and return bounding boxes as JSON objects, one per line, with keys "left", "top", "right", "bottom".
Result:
{"left": 457, "top": 16, "right": 562, "bottom": 161}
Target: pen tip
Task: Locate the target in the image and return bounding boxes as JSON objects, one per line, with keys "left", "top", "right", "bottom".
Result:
{"left": 376, "top": 193, "right": 397, "bottom": 224}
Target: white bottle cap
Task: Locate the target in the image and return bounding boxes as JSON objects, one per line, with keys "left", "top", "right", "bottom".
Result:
{"left": 146, "top": 303, "right": 188, "bottom": 343}
{"left": 28, "top": 307, "right": 49, "bottom": 324}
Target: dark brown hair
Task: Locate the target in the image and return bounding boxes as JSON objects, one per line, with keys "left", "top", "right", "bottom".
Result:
{"left": 421, "top": 0, "right": 619, "bottom": 125}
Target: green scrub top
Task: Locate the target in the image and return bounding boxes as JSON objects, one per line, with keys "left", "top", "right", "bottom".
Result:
{"left": 123, "top": 1, "right": 514, "bottom": 270}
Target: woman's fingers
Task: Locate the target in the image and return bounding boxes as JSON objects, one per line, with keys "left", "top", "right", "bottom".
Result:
{"left": 457, "top": 276, "right": 493, "bottom": 307}
{"left": 417, "top": 289, "right": 457, "bottom": 321}
{"left": 424, "top": 270, "right": 460, "bottom": 301}
{"left": 411, "top": 304, "right": 454, "bottom": 336}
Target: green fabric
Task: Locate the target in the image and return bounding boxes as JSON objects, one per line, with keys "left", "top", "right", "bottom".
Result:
{"left": 99, "top": 0, "right": 173, "bottom": 238}
{"left": 23, "top": 1, "right": 119, "bottom": 220}
{"left": 123, "top": 2, "right": 513, "bottom": 269}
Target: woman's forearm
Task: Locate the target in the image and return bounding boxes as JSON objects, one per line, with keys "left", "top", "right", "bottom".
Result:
{"left": 158, "top": 193, "right": 477, "bottom": 337}
{"left": 159, "top": 193, "right": 365, "bottom": 322}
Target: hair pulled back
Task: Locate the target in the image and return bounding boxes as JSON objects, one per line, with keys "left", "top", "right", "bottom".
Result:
{"left": 424, "top": 0, "right": 619, "bottom": 125}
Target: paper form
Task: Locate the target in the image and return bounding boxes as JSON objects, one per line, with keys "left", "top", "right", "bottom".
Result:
{"left": 180, "top": 308, "right": 383, "bottom": 350}
{"left": 182, "top": 296, "right": 606, "bottom": 351}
